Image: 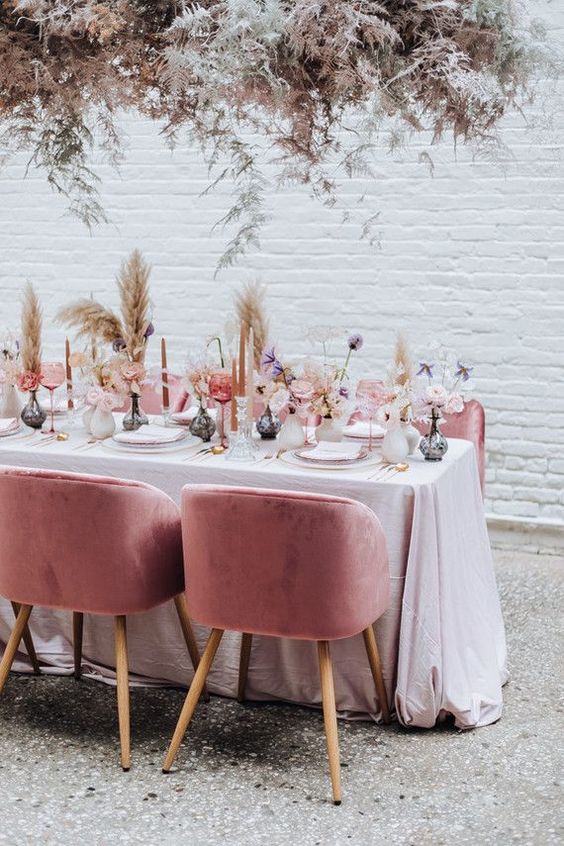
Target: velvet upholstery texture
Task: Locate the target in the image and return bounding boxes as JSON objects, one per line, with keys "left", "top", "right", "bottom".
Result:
{"left": 182, "top": 485, "right": 390, "bottom": 641}
{"left": 0, "top": 466, "right": 184, "bottom": 614}
{"left": 115, "top": 374, "right": 188, "bottom": 415}
{"left": 415, "top": 399, "right": 486, "bottom": 493}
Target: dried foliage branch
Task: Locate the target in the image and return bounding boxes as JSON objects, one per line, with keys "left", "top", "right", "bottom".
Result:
{"left": 0, "top": 0, "right": 558, "bottom": 267}
{"left": 56, "top": 298, "right": 124, "bottom": 345}
{"left": 20, "top": 282, "right": 42, "bottom": 373}
{"left": 234, "top": 280, "right": 269, "bottom": 368}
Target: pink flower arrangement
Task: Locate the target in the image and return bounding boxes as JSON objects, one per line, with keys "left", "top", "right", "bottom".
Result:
{"left": 16, "top": 370, "right": 41, "bottom": 393}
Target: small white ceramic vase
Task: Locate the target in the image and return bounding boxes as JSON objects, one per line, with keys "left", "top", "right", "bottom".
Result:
{"left": 402, "top": 421, "right": 421, "bottom": 455}
{"left": 0, "top": 384, "right": 22, "bottom": 418}
{"left": 278, "top": 411, "right": 305, "bottom": 451}
{"left": 90, "top": 407, "right": 116, "bottom": 440}
{"left": 381, "top": 426, "right": 409, "bottom": 463}
{"left": 82, "top": 405, "right": 94, "bottom": 433}
{"left": 315, "top": 416, "right": 342, "bottom": 443}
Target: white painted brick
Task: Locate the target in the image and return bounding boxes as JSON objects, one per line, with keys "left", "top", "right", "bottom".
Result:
{"left": 0, "top": 0, "right": 562, "bottom": 528}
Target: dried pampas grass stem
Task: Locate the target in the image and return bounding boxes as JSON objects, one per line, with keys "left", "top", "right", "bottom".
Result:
{"left": 56, "top": 298, "right": 124, "bottom": 346}
{"left": 117, "top": 249, "right": 151, "bottom": 363}
{"left": 20, "top": 282, "right": 42, "bottom": 374}
{"left": 394, "top": 334, "right": 413, "bottom": 388}
{"left": 234, "top": 281, "right": 269, "bottom": 369}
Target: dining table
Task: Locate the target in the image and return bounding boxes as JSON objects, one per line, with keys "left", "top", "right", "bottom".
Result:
{"left": 0, "top": 416, "right": 507, "bottom": 730}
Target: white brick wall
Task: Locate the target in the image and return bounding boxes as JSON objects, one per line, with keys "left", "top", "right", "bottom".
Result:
{"left": 0, "top": 1, "right": 563, "bottom": 532}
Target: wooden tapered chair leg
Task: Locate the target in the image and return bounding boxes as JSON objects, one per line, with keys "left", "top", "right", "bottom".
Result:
{"left": 11, "top": 601, "right": 41, "bottom": 675}
{"left": 114, "top": 615, "right": 130, "bottom": 772}
{"left": 237, "top": 633, "right": 253, "bottom": 703}
{"left": 0, "top": 604, "right": 33, "bottom": 694}
{"left": 362, "top": 625, "right": 390, "bottom": 724}
{"left": 317, "top": 641, "right": 342, "bottom": 805}
{"left": 163, "top": 628, "right": 224, "bottom": 773}
{"left": 73, "top": 612, "right": 84, "bottom": 681}
{"left": 173, "top": 594, "right": 209, "bottom": 702}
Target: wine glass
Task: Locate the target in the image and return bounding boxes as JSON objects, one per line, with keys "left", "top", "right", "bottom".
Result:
{"left": 40, "top": 362, "right": 66, "bottom": 434}
{"left": 209, "top": 371, "right": 233, "bottom": 449}
{"left": 356, "top": 380, "right": 386, "bottom": 452}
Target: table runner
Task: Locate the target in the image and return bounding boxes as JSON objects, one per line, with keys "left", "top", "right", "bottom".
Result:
{"left": 0, "top": 431, "right": 507, "bottom": 728}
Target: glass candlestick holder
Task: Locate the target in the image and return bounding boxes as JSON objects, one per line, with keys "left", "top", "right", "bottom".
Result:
{"left": 228, "top": 396, "right": 256, "bottom": 462}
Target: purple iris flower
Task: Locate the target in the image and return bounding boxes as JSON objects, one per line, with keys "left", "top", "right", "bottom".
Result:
{"left": 271, "top": 360, "right": 285, "bottom": 378}
{"left": 339, "top": 386, "right": 349, "bottom": 399}
{"left": 261, "top": 347, "right": 277, "bottom": 370}
{"left": 112, "top": 336, "right": 126, "bottom": 352}
{"left": 347, "top": 333, "right": 363, "bottom": 351}
{"left": 455, "top": 361, "right": 474, "bottom": 382}
{"left": 417, "top": 361, "right": 434, "bottom": 379}
{"left": 144, "top": 322, "right": 155, "bottom": 338}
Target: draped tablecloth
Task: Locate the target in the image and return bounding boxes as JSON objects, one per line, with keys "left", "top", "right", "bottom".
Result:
{"left": 0, "top": 428, "right": 507, "bottom": 729}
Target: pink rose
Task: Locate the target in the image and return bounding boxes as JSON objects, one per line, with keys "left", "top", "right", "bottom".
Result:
{"left": 425, "top": 385, "right": 448, "bottom": 407}
{"left": 121, "top": 363, "right": 146, "bottom": 383}
{"left": 17, "top": 370, "right": 41, "bottom": 392}
{"left": 445, "top": 392, "right": 464, "bottom": 415}
{"left": 86, "top": 386, "right": 104, "bottom": 407}
{"left": 97, "top": 392, "right": 120, "bottom": 413}
{"left": 290, "top": 379, "right": 314, "bottom": 406}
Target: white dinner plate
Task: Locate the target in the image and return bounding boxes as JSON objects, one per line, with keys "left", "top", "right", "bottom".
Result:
{"left": 294, "top": 445, "right": 369, "bottom": 465}
{"left": 101, "top": 437, "right": 194, "bottom": 456}
{"left": 0, "top": 424, "right": 23, "bottom": 438}
{"left": 278, "top": 448, "right": 382, "bottom": 472}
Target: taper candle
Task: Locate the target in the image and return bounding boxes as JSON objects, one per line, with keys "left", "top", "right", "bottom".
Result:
{"left": 231, "top": 357, "right": 238, "bottom": 432}
{"left": 65, "top": 337, "right": 74, "bottom": 411}
{"left": 246, "top": 328, "right": 254, "bottom": 422}
{"left": 161, "top": 337, "right": 169, "bottom": 410}
{"left": 238, "top": 322, "right": 246, "bottom": 397}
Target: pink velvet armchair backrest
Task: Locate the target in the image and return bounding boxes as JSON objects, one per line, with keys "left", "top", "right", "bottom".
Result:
{"left": 415, "top": 399, "right": 486, "bottom": 493}
{"left": 181, "top": 485, "right": 390, "bottom": 641}
{"left": 115, "top": 374, "right": 188, "bottom": 415}
{"left": 0, "top": 466, "right": 184, "bottom": 615}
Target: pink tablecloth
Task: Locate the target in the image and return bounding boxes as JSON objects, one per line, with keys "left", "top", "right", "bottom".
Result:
{"left": 0, "top": 429, "right": 507, "bottom": 728}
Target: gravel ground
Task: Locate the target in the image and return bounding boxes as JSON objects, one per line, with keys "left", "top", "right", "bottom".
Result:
{"left": 0, "top": 550, "right": 562, "bottom": 846}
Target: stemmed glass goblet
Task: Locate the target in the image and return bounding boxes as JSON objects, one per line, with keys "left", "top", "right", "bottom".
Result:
{"left": 40, "top": 362, "right": 66, "bottom": 434}
{"left": 209, "top": 371, "right": 233, "bottom": 449}
{"left": 356, "top": 380, "right": 386, "bottom": 452}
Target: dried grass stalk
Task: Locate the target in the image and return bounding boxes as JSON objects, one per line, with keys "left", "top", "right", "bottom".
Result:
{"left": 56, "top": 298, "right": 124, "bottom": 345}
{"left": 20, "top": 282, "right": 42, "bottom": 373}
{"left": 117, "top": 250, "right": 151, "bottom": 363}
{"left": 394, "top": 333, "right": 413, "bottom": 388}
{"left": 234, "top": 281, "right": 269, "bottom": 369}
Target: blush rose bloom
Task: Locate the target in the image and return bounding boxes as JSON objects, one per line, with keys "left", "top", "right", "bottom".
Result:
{"left": 17, "top": 370, "right": 41, "bottom": 392}
{"left": 290, "top": 379, "right": 314, "bottom": 405}
{"left": 86, "top": 386, "right": 105, "bottom": 406}
{"left": 97, "top": 391, "right": 120, "bottom": 413}
{"left": 425, "top": 384, "right": 449, "bottom": 407}
{"left": 121, "top": 363, "right": 146, "bottom": 383}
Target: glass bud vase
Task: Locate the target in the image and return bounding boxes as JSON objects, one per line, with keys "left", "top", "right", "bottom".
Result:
{"left": 122, "top": 392, "right": 148, "bottom": 431}
{"left": 256, "top": 404, "right": 281, "bottom": 440}
{"left": 21, "top": 389, "right": 47, "bottom": 430}
{"left": 419, "top": 411, "right": 448, "bottom": 461}
{"left": 189, "top": 402, "right": 216, "bottom": 442}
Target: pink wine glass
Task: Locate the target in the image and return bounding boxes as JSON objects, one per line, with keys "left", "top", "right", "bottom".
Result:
{"left": 40, "top": 362, "right": 66, "bottom": 434}
{"left": 209, "top": 371, "right": 233, "bottom": 449}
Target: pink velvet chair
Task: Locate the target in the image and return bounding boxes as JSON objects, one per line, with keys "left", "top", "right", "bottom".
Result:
{"left": 115, "top": 374, "right": 188, "bottom": 415}
{"left": 0, "top": 466, "right": 202, "bottom": 771}
{"left": 163, "top": 485, "right": 391, "bottom": 805}
{"left": 415, "top": 399, "right": 486, "bottom": 494}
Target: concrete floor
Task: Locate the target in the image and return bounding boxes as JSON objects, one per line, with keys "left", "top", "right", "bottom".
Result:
{"left": 0, "top": 550, "right": 562, "bottom": 846}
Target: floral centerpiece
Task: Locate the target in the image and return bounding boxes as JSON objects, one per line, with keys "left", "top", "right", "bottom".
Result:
{"left": 57, "top": 249, "right": 153, "bottom": 430}
{"left": 68, "top": 351, "right": 126, "bottom": 438}
{"left": 413, "top": 344, "right": 474, "bottom": 461}
{"left": 182, "top": 353, "right": 218, "bottom": 442}
{"left": 18, "top": 284, "right": 47, "bottom": 429}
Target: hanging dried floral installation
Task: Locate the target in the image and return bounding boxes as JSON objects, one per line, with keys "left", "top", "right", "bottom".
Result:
{"left": 0, "top": 1, "right": 555, "bottom": 267}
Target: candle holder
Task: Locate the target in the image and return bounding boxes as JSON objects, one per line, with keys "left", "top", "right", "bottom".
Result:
{"left": 228, "top": 396, "right": 256, "bottom": 462}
